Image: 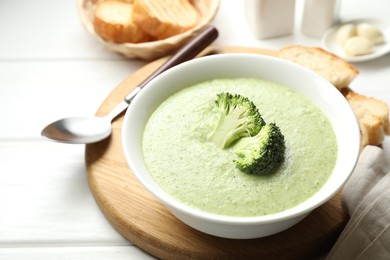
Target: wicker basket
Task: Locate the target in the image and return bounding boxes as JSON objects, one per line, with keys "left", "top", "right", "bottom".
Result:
{"left": 77, "top": 0, "right": 220, "bottom": 60}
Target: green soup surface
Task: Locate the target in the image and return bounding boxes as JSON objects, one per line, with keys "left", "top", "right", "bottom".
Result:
{"left": 142, "top": 78, "right": 337, "bottom": 217}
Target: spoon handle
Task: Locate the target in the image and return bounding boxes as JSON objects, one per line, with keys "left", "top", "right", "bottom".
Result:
{"left": 124, "top": 25, "right": 219, "bottom": 103}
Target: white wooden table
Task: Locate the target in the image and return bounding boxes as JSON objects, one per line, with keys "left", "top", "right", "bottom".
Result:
{"left": 1, "top": 0, "right": 389, "bottom": 259}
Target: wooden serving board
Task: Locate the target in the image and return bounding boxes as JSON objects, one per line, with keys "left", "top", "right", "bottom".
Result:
{"left": 85, "top": 46, "right": 348, "bottom": 259}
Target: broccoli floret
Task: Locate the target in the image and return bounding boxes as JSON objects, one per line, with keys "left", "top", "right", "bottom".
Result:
{"left": 208, "top": 92, "right": 286, "bottom": 175}
{"left": 233, "top": 123, "right": 285, "bottom": 175}
{"left": 208, "top": 93, "right": 265, "bottom": 148}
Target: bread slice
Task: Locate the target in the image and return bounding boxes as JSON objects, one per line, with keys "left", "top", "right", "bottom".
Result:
{"left": 342, "top": 88, "right": 390, "bottom": 147}
{"left": 278, "top": 46, "right": 359, "bottom": 90}
{"left": 132, "top": 0, "right": 200, "bottom": 40}
{"left": 93, "top": 0, "right": 151, "bottom": 43}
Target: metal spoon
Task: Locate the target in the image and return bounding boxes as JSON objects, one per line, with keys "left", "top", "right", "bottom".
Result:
{"left": 41, "top": 25, "right": 219, "bottom": 144}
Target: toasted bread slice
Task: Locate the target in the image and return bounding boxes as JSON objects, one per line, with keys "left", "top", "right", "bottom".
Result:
{"left": 132, "top": 0, "right": 200, "bottom": 40}
{"left": 278, "top": 46, "right": 359, "bottom": 90}
{"left": 93, "top": 0, "right": 151, "bottom": 43}
{"left": 342, "top": 88, "right": 390, "bottom": 147}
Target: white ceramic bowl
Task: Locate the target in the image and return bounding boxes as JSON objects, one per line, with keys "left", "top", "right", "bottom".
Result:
{"left": 122, "top": 54, "right": 360, "bottom": 239}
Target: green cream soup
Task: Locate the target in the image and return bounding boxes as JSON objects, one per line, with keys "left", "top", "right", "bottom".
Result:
{"left": 142, "top": 78, "right": 337, "bottom": 217}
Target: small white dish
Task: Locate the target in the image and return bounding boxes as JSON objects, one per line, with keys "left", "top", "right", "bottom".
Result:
{"left": 322, "top": 18, "right": 390, "bottom": 62}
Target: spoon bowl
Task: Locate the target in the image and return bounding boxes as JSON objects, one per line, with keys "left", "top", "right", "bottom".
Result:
{"left": 41, "top": 116, "right": 112, "bottom": 144}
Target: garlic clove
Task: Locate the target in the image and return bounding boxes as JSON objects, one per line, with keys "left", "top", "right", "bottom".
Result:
{"left": 344, "top": 36, "right": 374, "bottom": 56}
{"left": 336, "top": 23, "right": 357, "bottom": 46}
{"left": 357, "top": 23, "right": 385, "bottom": 44}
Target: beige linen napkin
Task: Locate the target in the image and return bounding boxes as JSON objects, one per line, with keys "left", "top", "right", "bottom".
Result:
{"left": 327, "top": 145, "right": 390, "bottom": 260}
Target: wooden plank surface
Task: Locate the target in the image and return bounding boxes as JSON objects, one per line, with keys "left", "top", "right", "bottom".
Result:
{"left": 1, "top": 0, "right": 389, "bottom": 259}
{"left": 85, "top": 46, "right": 348, "bottom": 259}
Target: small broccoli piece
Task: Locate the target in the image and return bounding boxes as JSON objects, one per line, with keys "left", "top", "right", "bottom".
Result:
{"left": 233, "top": 123, "right": 285, "bottom": 175}
{"left": 208, "top": 92, "right": 265, "bottom": 148}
